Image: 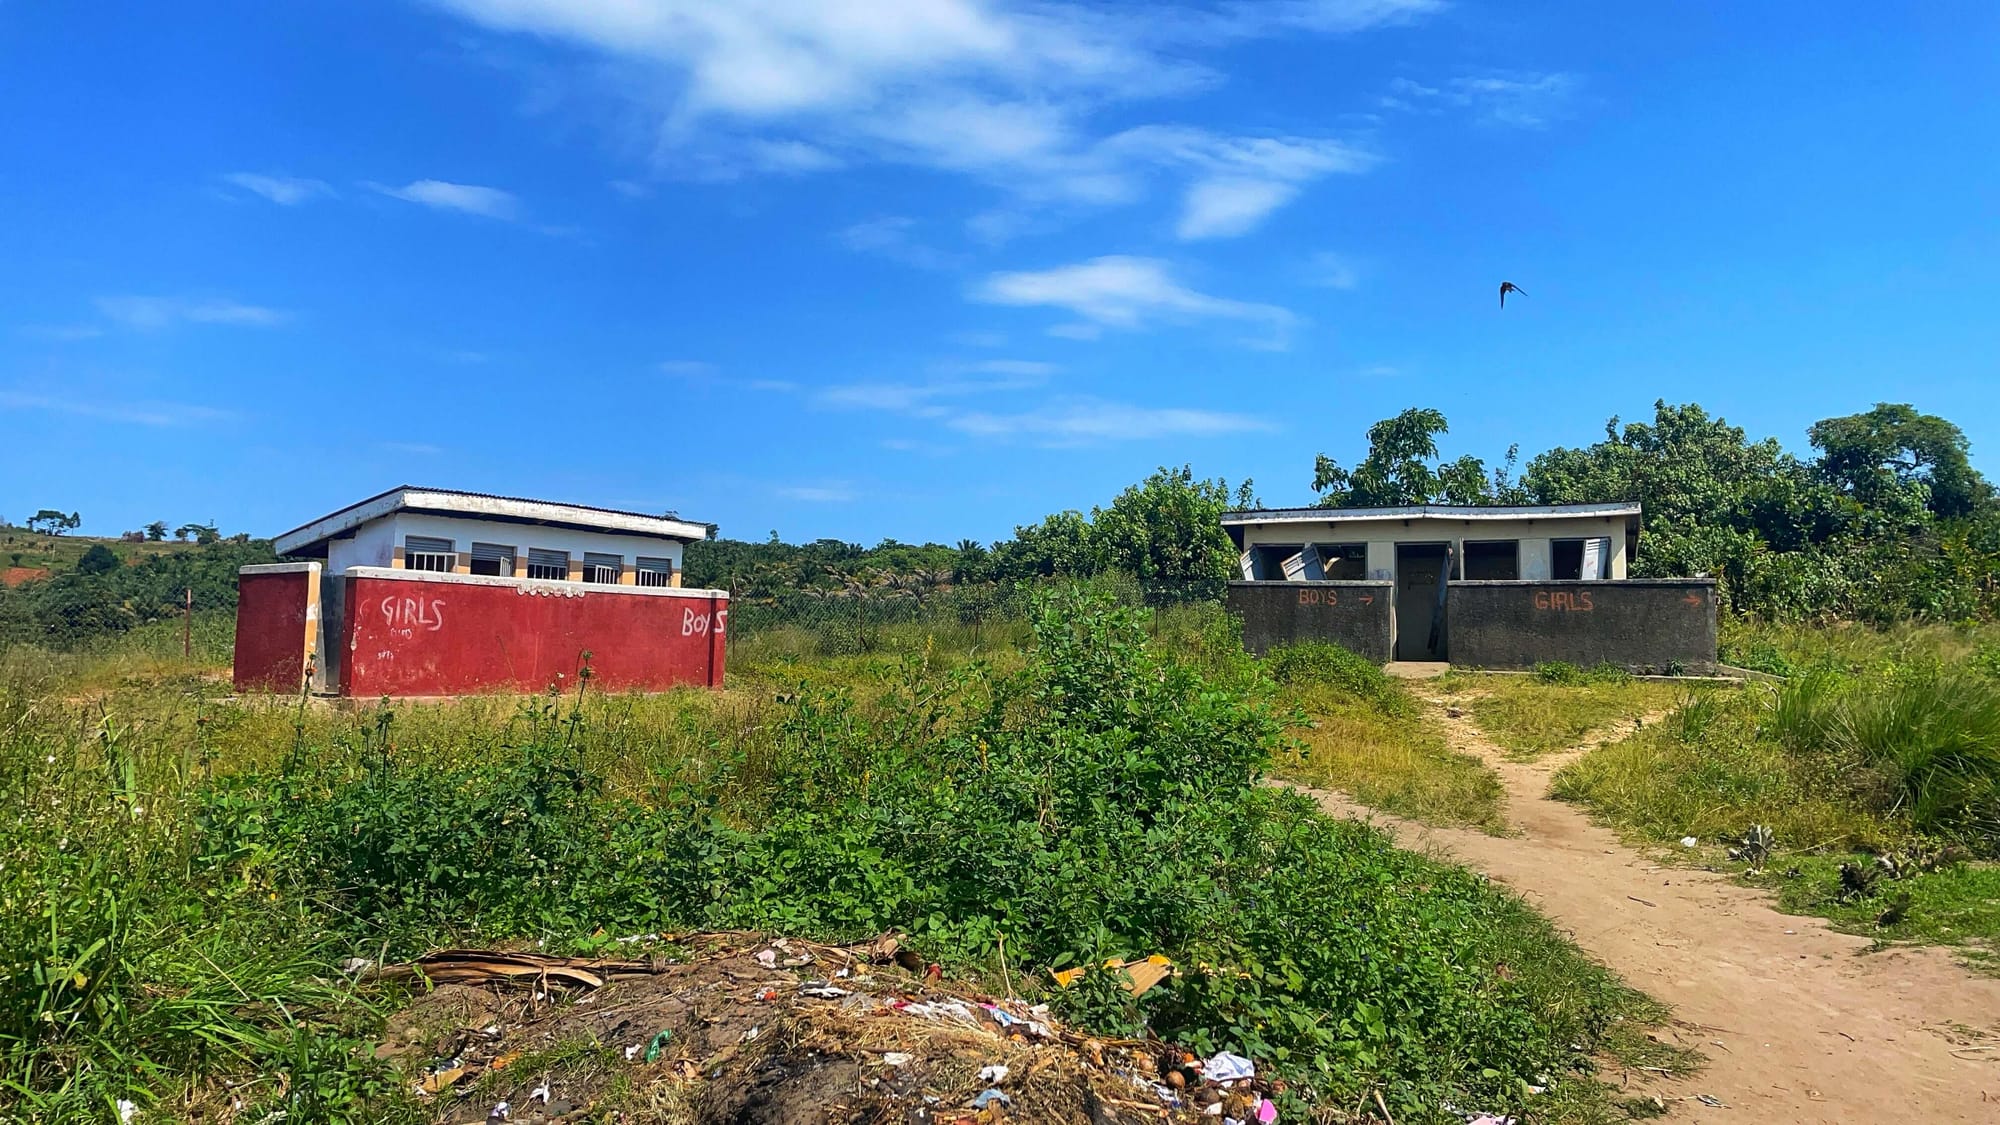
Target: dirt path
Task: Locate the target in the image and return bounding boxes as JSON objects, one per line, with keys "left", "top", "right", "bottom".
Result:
{"left": 1284, "top": 699, "right": 2000, "bottom": 1124}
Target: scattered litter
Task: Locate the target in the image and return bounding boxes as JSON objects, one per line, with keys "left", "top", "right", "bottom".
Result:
{"left": 623, "top": 1043, "right": 642, "bottom": 1061}
{"left": 1696, "top": 1094, "right": 1725, "bottom": 1108}
{"left": 1050, "top": 954, "right": 1175, "bottom": 996}
{"left": 642, "top": 1029, "right": 673, "bottom": 1063}
{"left": 1203, "top": 1051, "right": 1255, "bottom": 1083}
{"left": 740, "top": 1025, "right": 761, "bottom": 1043}
{"left": 340, "top": 956, "right": 375, "bottom": 975}
{"left": 1680, "top": 836, "right": 1698, "bottom": 848}
{"left": 116, "top": 1100, "right": 138, "bottom": 1125}
{"left": 488, "top": 1100, "right": 511, "bottom": 1121}
{"left": 968, "top": 1089, "right": 1012, "bottom": 1109}
{"left": 529, "top": 1082, "right": 550, "bottom": 1105}
{"left": 1464, "top": 1116, "right": 1514, "bottom": 1125}
{"left": 882, "top": 1052, "right": 915, "bottom": 1067}
{"left": 755, "top": 949, "right": 779, "bottom": 969}
{"left": 1256, "top": 1096, "right": 1278, "bottom": 1123}
{"left": 801, "top": 982, "right": 852, "bottom": 998}
{"left": 978, "top": 1065, "right": 1010, "bottom": 1083}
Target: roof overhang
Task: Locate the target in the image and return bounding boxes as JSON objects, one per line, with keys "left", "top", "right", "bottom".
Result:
{"left": 274, "top": 486, "right": 710, "bottom": 556}
{"left": 1221, "top": 501, "right": 1642, "bottom": 527}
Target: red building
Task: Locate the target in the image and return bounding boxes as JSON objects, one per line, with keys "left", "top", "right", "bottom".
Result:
{"left": 234, "top": 486, "right": 724, "bottom": 696}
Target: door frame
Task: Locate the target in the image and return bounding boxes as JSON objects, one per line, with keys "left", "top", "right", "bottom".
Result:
{"left": 1392, "top": 541, "right": 1452, "bottom": 661}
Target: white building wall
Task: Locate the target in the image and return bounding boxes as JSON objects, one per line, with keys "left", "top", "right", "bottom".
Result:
{"left": 1237, "top": 514, "right": 1628, "bottom": 582}
{"left": 323, "top": 514, "right": 686, "bottom": 576}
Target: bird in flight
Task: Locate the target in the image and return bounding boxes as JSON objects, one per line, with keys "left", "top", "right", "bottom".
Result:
{"left": 1499, "top": 281, "right": 1526, "bottom": 308}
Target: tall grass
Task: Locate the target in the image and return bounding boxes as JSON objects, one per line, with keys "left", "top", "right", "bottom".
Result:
{"left": 1765, "top": 665, "right": 2000, "bottom": 845}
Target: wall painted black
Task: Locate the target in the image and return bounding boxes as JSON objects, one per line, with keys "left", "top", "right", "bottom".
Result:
{"left": 1226, "top": 581, "right": 1395, "bottom": 661}
{"left": 1446, "top": 579, "right": 1718, "bottom": 672}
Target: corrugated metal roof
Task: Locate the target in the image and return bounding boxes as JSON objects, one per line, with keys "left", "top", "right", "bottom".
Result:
{"left": 1221, "top": 501, "right": 1641, "bottom": 526}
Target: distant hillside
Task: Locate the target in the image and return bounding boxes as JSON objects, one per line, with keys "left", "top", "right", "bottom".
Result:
{"left": 0, "top": 530, "right": 207, "bottom": 577}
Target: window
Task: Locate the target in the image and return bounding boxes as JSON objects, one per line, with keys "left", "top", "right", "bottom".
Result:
{"left": 526, "top": 548, "right": 569, "bottom": 581}
{"left": 1549, "top": 537, "right": 1610, "bottom": 580}
{"left": 582, "top": 552, "right": 623, "bottom": 584}
{"left": 1315, "top": 543, "right": 1368, "bottom": 580}
{"left": 469, "top": 542, "right": 515, "bottom": 577}
{"left": 636, "top": 556, "right": 675, "bottom": 587}
{"left": 1250, "top": 544, "right": 1301, "bottom": 581}
{"left": 1462, "top": 540, "right": 1519, "bottom": 580}
{"left": 404, "top": 536, "right": 454, "bottom": 573}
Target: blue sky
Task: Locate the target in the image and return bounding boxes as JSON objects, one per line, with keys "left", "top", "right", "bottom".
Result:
{"left": 4, "top": 2, "right": 1997, "bottom": 545}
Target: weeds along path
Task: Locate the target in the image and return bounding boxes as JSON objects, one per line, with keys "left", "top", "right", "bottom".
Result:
{"left": 1281, "top": 697, "right": 2000, "bottom": 1124}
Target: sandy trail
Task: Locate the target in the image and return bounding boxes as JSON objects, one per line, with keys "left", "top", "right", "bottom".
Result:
{"left": 1284, "top": 698, "right": 2000, "bottom": 1124}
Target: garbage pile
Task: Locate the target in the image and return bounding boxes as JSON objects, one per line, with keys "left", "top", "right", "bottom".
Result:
{"left": 367, "top": 932, "right": 1290, "bottom": 1125}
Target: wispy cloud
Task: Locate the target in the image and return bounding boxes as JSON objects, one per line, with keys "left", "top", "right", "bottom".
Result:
{"left": 15, "top": 324, "right": 104, "bottom": 342}
{"left": 777, "top": 483, "right": 855, "bottom": 503}
{"left": 370, "top": 178, "right": 523, "bottom": 219}
{"left": 1047, "top": 322, "right": 1102, "bottom": 341}
{"left": 947, "top": 398, "right": 1270, "bottom": 445}
{"left": 836, "top": 216, "right": 958, "bottom": 270}
{"left": 428, "top": 0, "right": 1421, "bottom": 235}
{"left": 1306, "top": 251, "right": 1361, "bottom": 290}
{"left": 659, "top": 359, "right": 719, "bottom": 378}
{"left": 0, "top": 390, "right": 232, "bottom": 427}
{"left": 1382, "top": 71, "right": 1580, "bottom": 129}
{"left": 95, "top": 296, "right": 289, "bottom": 330}
{"left": 973, "top": 255, "right": 1294, "bottom": 347}
{"left": 223, "top": 172, "right": 334, "bottom": 205}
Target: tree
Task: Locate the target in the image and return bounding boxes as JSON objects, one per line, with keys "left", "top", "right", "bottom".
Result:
{"left": 144, "top": 520, "right": 168, "bottom": 541}
{"left": 27, "top": 510, "right": 80, "bottom": 535}
{"left": 1809, "top": 403, "right": 1991, "bottom": 521}
{"left": 176, "top": 523, "right": 220, "bottom": 545}
{"left": 75, "top": 544, "right": 120, "bottom": 575}
{"left": 1312, "top": 409, "right": 1518, "bottom": 507}
{"left": 1090, "top": 465, "right": 1245, "bottom": 582}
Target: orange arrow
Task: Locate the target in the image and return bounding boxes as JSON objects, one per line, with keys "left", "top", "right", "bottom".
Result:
{"left": 1359, "top": 594, "right": 1373, "bottom": 605}
{"left": 1682, "top": 593, "right": 1703, "bottom": 607}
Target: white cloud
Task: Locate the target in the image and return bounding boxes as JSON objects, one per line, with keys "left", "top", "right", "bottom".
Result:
{"left": 95, "top": 296, "right": 289, "bottom": 330}
{"left": 427, "top": 0, "right": 1415, "bottom": 232}
{"left": 949, "top": 358, "right": 1058, "bottom": 377}
{"left": 1177, "top": 178, "right": 1295, "bottom": 240}
{"left": 0, "top": 390, "right": 232, "bottom": 427}
{"left": 1047, "top": 322, "right": 1102, "bottom": 341}
{"left": 836, "top": 216, "right": 957, "bottom": 270}
{"left": 1306, "top": 251, "right": 1361, "bottom": 290}
{"left": 223, "top": 173, "right": 334, "bottom": 205}
{"left": 973, "top": 255, "right": 1293, "bottom": 346}
{"left": 371, "top": 179, "right": 523, "bottom": 219}
{"left": 777, "top": 483, "right": 855, "bottom": 502}
{"left": 1383, "top": 70, "right": 1580, "bottom": 129}
{"left": 15, "top": 324, "right": 104, "bottom": 342}
{"left": 659, "top": 359, "right": 719, "bottom": 377}
{"left": 947, "top": 398, "right": 1270, "bottom": 444}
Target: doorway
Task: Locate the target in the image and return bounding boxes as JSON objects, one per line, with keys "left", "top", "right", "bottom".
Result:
{"left": 1395, "top": 543, "right": 1449, "bottom": 661}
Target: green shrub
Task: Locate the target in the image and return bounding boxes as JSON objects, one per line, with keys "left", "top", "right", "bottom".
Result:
{"left": 176, "top": 588, "right": 1646, "bottom": 1118}
{"left": 1265, "top": 641, "right": 1411, "bottom": 715}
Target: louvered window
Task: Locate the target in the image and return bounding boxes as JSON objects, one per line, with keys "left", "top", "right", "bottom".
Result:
{"left": 404, "top": 536, "right": 455, "bottom": 573}
{"left": 635, "top": 557, "right": 674, "bottom": 587}
{"left": 526, "top": 549, "right": 569, "bottom": 581}
{"left": 469, "top": 542, "right": 515, "bottom": 577}
{"left": 582, "top": 552, "right": 623, "bottom": 584}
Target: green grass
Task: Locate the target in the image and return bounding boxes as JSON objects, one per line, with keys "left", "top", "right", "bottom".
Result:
{"left": 1260, "top": 642, "right": 1506, "bottom": 831}
{"left": 1446, "top": 672, "right": 1695, "bottom": 760}
{"left": 0, "top": 594, "right": 1672, "bottom": 1123}
{"left": 1552, "top": 678, "right": 2000, "bottom": 972}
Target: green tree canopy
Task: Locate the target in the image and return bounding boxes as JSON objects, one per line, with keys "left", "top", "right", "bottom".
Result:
{"left": 1313, "top": 408, "right": 1524, "bottom": 507}
{"left": 1809, "top": 403, "right": 1990, "bottom": 521}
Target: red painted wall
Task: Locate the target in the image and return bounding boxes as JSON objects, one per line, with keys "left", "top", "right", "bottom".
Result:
{"left": 234, "top": 570, "right": 311, "bottom": 692}
{"left": 337, "top": 575, "right": 727, "bottom": 697}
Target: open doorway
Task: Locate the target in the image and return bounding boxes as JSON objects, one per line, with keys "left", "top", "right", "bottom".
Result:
{"left": 1394, "top": 543, "right": 1449, "bottom": 661}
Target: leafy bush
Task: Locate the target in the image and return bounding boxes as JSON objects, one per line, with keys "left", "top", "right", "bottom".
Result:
{"left": 181, "top": 588, "right": 1646, "bottom": 1117}
{"left": 1265, "top": 641, "right": 1412, "bottom": 715}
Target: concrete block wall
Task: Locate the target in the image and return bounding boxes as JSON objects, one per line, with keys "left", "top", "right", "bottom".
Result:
{"left": 1226, "top": 581, "right": 1395, "bottom": 661}
{"left": 1446, "top": 579, "right": 1717, "bottom": 672}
